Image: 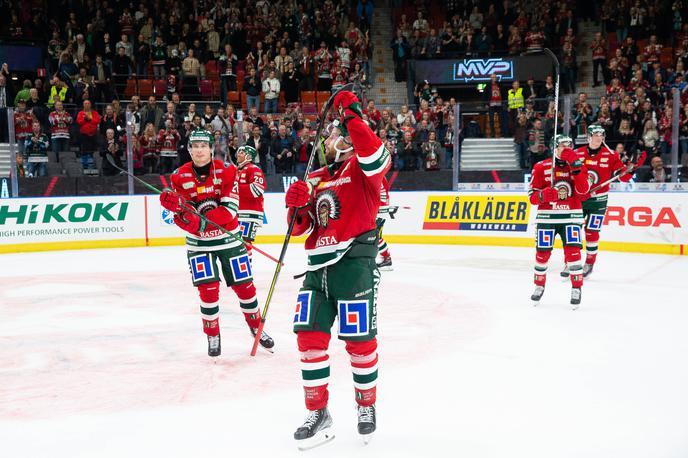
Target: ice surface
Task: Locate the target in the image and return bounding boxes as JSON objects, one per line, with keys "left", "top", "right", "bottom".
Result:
{"left": 1, "top": 244, "right": 687, "bottom": 458}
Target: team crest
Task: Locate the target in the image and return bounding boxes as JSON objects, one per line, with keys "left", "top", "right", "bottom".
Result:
{"left": 315, "top": 190, "right": 341, "bottom": 229}
{"left": 588, "top": 170, "right": 600, "bottom": 186}
{"left": 196, "top": 198, "right": 218, "bottom": 215}
{"left": 553, "top": 180, "right": 572, "bottom": 200}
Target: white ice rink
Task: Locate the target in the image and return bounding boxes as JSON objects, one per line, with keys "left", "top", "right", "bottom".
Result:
{"left": 1, "top": 244, "right": 687, "bottom": 458}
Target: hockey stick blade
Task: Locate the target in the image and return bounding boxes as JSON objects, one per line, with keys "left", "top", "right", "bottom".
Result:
{"left": 104, "top": 154, "right": 282, "bottom": 265}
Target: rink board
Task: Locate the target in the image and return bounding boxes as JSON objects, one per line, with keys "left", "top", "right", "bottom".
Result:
{"left": 0, "top": 191, "right": 686, "bottom": 255}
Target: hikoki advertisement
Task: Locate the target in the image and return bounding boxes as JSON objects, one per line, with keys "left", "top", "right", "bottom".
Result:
{"left": 1, "top": 191, "right": 686, "bottom": 255}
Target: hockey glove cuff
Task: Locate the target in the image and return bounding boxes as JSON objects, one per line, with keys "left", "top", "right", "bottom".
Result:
{"left": 160, "top": 189, "right": 184, "bottom": 213}
{"left": 174, "top": 211, "right": 206, "bottom": 234}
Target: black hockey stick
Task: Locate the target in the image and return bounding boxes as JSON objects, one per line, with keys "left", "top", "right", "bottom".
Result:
{"left": 103, "top": 154, "right": 281, "bottom": 264}
{"left": 250, "top": 82, "right": 361, "bottom": 356}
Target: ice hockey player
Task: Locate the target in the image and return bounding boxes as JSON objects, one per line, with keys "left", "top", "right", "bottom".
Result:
{"left": 235, "top": 144, "right": 266, "bottom": 262}
{"left": 528, "top": 134, "right": 590, "bottom": 308}
{"left": 159, "top": 129, "right": 274, "bottom": 357}
{"left": 561, "top": 124, "right": 646, "bottom": 278}
{"left": 376, "top": 177, "right": 393, "bottom": 270}
{"left": 285, "top": 90, "right": 391, "bottom": 449}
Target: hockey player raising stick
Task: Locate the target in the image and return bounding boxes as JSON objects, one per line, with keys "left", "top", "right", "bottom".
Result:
{"left": 528, "top": 135, "right": 590, "bottom": 308}
{"left": 285, "top": 90, "right": 391, "bottom": 449}
{"left": 236, "top": 145, "right": 266, "bottom": 263}
{"left": 561, "top": 124, "right": 646, "bottom": 278}
{"left": 159, "top": 130, "right": 274, "bottom": 357}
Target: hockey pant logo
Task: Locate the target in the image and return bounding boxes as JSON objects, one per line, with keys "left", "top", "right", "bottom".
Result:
{"left": 294, "top": 291, "right": 313, "bottom": 325}
{"left": 537, "top": 229, "right": 555, "bottom": 249}
{"left": 338, "top": 300, "right": 369, "bottom": 337}
{"left": 566, "top": 225, "right": 582, "bottom": 244}
{"left": 239, "top": 221, "right": 251, "bottom": 238}
{"left": 190, "top": 253, "right": 216, "bottom": 282}
{"left": 587, "top": 214, "right": 605, "bottom": 231}
{"left": 229, "top": 254, "right": 253, "bottom": 282}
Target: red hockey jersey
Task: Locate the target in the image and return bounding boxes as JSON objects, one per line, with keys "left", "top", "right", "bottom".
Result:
{"left": 237, "top": 162, "right": 266, "bottom": 224}
{"left": 48, "top": 110, "right": 72, "bottom": 139}
{"left": 528, "top": 157, "right": 590, "bottom": 225}
{"left": 157, "top": 128, "right": 181, "bottom": 157}
{"left": 574, "top": 144, "right": 630, "bottom": 203}
{"left": 292, "top": 114, "right": 392, "bottom": 270}
{"left": 14, "top": 111, "right": 34, "bottom": 140}
{"left": 170, "top": 160, "right": 242, "bottom": 251}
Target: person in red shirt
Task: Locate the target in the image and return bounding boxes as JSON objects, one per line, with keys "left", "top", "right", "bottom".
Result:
{"left": 486, "top": 73, "right": 508, "bottom": 137}
{"left": 590, "top": 32, "right": 607, "bottom": 87}
{"left": 48, "top": 100, "right": 73, "bottom": 162}
{"left": 76, "top": 100, "right": 101, "bottom": 171}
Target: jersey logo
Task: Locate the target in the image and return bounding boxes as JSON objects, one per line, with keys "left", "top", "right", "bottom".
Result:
{"left": 190, "top": 253, "right": 215, "bottom": 281}
{"left": 338, "top": 300, "right": 369, "bottom": 337}
{"left": 239, "top": 221, "right": 251, "bottom": 237}
{"left": 588, "top": 170, "right": 600, "bottom": 185}
{"left": 566, "top": 225, "right": 582, "bottom": 244}
{"left": 294, "top": 291, "right": 313, "bottom": 325}
{"left": 315, "top": 189, "right": 341, "bottom": 229}
{"left": 588, "top": 214, "right": 604, "bottom": 230}
{"left": 537, "top": 229, "right": 555, "bottom": 249}
{"left": 182, "top": 181, "right": 194, "bottom": 189}
{"left": 230, "top": 254, "right": 253, "bottom": 281}
{"left": 553, "top": 181, "right": 572, "bottom": 200}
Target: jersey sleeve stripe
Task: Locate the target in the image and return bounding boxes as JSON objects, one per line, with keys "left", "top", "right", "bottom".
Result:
{"left": 359, "top": 148, "right": 391, "bottom": 177}
{"left": 357, "top": 143, "right": 387, "bottom": 165}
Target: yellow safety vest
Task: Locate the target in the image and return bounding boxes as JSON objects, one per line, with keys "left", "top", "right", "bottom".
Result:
{"left": 47, "top": 86, "right": 67, "bottom": 108}
{"left": 507, "top": 88, "right": 524, "bottom": 110}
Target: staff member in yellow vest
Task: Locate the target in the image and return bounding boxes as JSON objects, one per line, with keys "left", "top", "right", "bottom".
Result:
{"left": 507, "top": 80, "right": 524, "bottom": 134}
{"left": 47, "top": 76, "right": 70, "bottom": 109}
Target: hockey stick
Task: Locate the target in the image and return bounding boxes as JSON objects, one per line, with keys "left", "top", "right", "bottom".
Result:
{"left": 104, "top": 154, "right": 281, "bottom": 265}
{"left": 250, "top": 82, "right": 361, "bottom": 356}
{"left": 543, "top": 48, "right": 560, "bottom": 176}
{"left": 588, "top": 148, "right": 645, "bottom": 193}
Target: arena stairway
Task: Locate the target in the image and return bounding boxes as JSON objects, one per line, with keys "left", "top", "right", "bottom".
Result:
{"left": 459, "top": 138, "right": 521, "bottom": 171}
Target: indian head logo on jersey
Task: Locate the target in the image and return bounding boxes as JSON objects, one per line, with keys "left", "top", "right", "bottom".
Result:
{"left": 588, "top": 170, "right": 600, "bottom": 186}
{"left": 554, "top": 181, "right": 573, "bottom": 200}
{"left": 315, "top": 190, "right": 341, "bottom": 229}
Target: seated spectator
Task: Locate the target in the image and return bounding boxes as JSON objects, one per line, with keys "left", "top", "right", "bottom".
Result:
{"left": 101, "top": 128, "right": 125, "bottom": 176}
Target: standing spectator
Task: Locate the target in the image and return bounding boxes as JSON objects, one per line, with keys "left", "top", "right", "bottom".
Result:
{"left": 90, "top": 55, "right": 113, "bottom": 103}
{"left": 507, "top": 80, "right": 524, "bottom": 134}
{"left": 112, "top": 46, "right": 133, "bottom": 98}
{"left": 210, "top": 106, "right": 232, "bottom": 137}
{"left": 14, "top": 80, "right": 32, "bottom": 106}
{"left": 182, "top": 49, "right": 201, "bottom": 95}
{"left": 243, "top": 67, "right": 262, "bottom": 112}
{"left": 527, "top": 118, "right": 548, "bottom": 165}
{"left": 76, "top": 100, "right": 101, "bottom": 172}
{"left": 262, "top": 69, "right": 280, "bottom": 114}
{"left": 24, "top": 122, "right": 50, "bottom": 177}
{"left": 101, "top": 128, "right": 124, "bottom": 176}
{"left": 314, "top": 42, "right": 333, "bottom": 91}
{"left": 134, "top": 34, "right": 150, "bottom": 77}
{"left": 151, "top": 36, "right": 167, "bottom": 79}
{"left": 421, "top": 131, "right": 442, "bottom": 170}
{"left": 390, "top": 29, "right": 410, "bottom": 82}
{"left": 271, "top": 124, "right": 295, "bottom": 173}
{"left": 158, "top": 120, "right": 181, "bottom": 173}
{"left": 139, "top": 122, "right": 159, "bottom": 174}
{"left": 396, "top": 130, "right": 420, "bottom": 170}
{"left": 590, "top": 32, "right": 608, "bottom": 87}
{"left": 247, "top": 124, "right": 269, "bottom": 173}
{"left": 116, "top": 34, "right": 134, "bottom": 59}
{"left": 14, "top": 100, "right": 35, "bottom": 155}
{"left": 513, "top": 113, "right": 529, "bottom": 168}
{"left": 140, "top": 96, "right": 163, "bottom": 131}
{"left": 282, "top": 62, "right": 301, "bottom": 104}
{"left": 297, "top": 46, "right": 314, "bottom": 91}
{"left": 219, "top": 44, "right": 238, "bottom": 106}
{"left": 561, "top": 42, "right": 578, "bottom": 94}
{"left": 99, "top": 104, "right": 124, "bottom": 136}
{"left": 274, "top": 46, "right": 293, "bottom": 76}
{"left": 486, "top": 73, "right": 507, "bottom": 137}
{"left": 48, "top": 100, "right": 72, "bottom": 162}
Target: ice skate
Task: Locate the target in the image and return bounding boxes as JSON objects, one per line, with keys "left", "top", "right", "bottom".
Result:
{"left": 250, "top": 327, "right": 275, "bottom": 353}
{"left": 294, "top": 408, "right": 335, "bottom": 450}
{"left": 531, "top": 286, "right": 545, "bottom": 306}
{"left": 377, "top": 256, "right": 393, "bottom": 271}
{"left": 583, "top": 263, "right": 594, "bottom": 278}
{"left": 560, "top": 265, "right": 570, "bottom": 278}
{"left": 357, "top": 404, "right": 376, "bottom": 444}
{"left": 207, "top": 334, "right": 221, "bottom": 357}
{"left": 571, "top": 287, "right": 582, "bottom": 310}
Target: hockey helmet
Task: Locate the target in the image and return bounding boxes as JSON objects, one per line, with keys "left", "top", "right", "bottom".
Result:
{"left": 587, "top": 124, "right": 606, "bottom": 140}
{"left": 554, "top": 134, "right": 573, "bottom": 148}
{"left": 188, "top": 129, "right": 214, "bottom": 146}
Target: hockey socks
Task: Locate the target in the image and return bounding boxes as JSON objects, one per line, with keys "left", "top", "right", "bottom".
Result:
{"left": 378, "top": 238, "right": 391, "bottom": 259}
{"left": 232, "top": 282, "right": 261, "bottom": 328}
{"left": 533, "top": 250, "right": 551, "bottom": 286}
{"left": 198, "top": 282, "right": 221, "bottom": 337}
{"left": 347, "top": 339, "right": 378, "bottom": 407}
{"left": 585, "top": 229, "right": 600, "bottom": 267}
